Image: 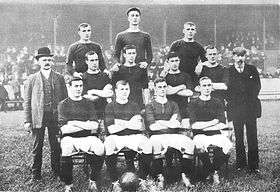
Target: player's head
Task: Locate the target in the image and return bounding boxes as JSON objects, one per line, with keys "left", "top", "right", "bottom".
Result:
{"left": 123, "top": 45, "right": 137, "bottom": 64}
{"left": 183, "top": 22, "right": 197, "bottom": 40}
{"left": 35, "top": 47, "right": 54, "bottom": 70}
{"left": 205, "top": 45, "right": 218, "bottom": 64}
{"left": 166, "top": 52, "right": 180, "bottom": 72}
{"left": 127, "top": 7, "right": 141, "bottom": 26}
{"left": 119, "top": 172, "right": 140, "bottom": 192}
{"left": 154, "top": 78, "right": 167, "bottom": 97}
{"left": 68, "top": 76, "right": 83, "bottom": 98}
{"left": 232, "top": 47, "right": 247, "bottom": 65}
{"left": 78, "top": 23, "right": 92, "bottom": 41}
{"left": 199, "top": 76, "right": 213, "bottom": 96}
{"left": 115, "top": 80, "right": 130, "bottom": 100}
{"left": 85, "top": 51, "right": 99, "bottom": 71}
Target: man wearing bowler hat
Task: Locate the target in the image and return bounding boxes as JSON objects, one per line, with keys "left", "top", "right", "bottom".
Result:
{"left": 226, "top": 47, "right": 262, "bottom": 174}
{"left": 24, "top": 47, "right": 68, "bottom": 181}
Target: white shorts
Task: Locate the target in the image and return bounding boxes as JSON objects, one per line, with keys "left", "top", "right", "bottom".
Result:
{"left": 104, "top": 134, "right": 152, "bottom": 155}
{"left": 60, "top": 136, "right": 105, "bottom": 156}
{"left": 193, "top": 134, "right": 233, "bottom": 154}
{"left": 150, "top": 134, "right": 195, "bottom": 158}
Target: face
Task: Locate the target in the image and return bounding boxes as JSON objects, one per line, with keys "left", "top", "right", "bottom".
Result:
{"left": 123, "top": 48, "right": 137, "bottom": 63}
{"left": 38, "top": 56, "right": 54, "bottom": 70}
{"left": 115, "top": 83, "right": 130, "bottom": 100}
{"left": 78, "top": 25, "right": 92, "bottom": 41}
{"left": 183, "top": 24, "right": 196, "bottom": 39}
{"left": 154, "top": 81, "right": 167, "bottom": 97}
{"left": 69, "top": 80, "right": 83, "bottom": 98}
{"left": 86, "top": 53, "right": 99, "bottom": 71}
{"left": 233, "top": 54, "right": 246, "bottom": 65}
{"left": 199, "top": 79, "right": 212, "bottom": 96}
{"left": 206, "top": 48, "right": 218, "bottom": 64}
{"left": 168, "top": 56, "right": 180, "bottom": 71}
{"left": 127, "top": 11, "right": 141, "bottom": 25}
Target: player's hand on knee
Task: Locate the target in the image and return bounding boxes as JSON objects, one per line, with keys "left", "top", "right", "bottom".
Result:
{"left": 139, "top": 62, "right": 148, "bottom": 69}
{"left": 24, "top": 122, "right": 32, "bottom": 133}
{"left": 111, "top": 63, "right": 121, "bottom": 72}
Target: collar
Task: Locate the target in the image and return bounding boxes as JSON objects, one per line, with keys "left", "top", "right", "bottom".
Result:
{"left": 205, "top": 62, "right": 219, "bottom": 68}
{"left": 87, "top": 69, "right": 101, "bottom": 74}
{"left": 183, "top": 38, "right": 194, "bottom": 42}
{"left": 168, "top": 69, "right": 180, "bottom": 74}
{"left": 155, "top": 97, "right": 168, "bottom": 104}
{"left": 78, "top": 39, "right": 92, "bottom": 44}
{"left": 126, "top": 27, "right": 140, "bottom": 32}
{"left": 234, "top": 63, "right": 245, "bottom": 72}
{"left": 123, "top": 62, "right": 137, "bottom": 67}
{"left": 116, "top": 98, "right": 129, "bottom": 105}
{"left": 199, "top": 95, "right": 211, "bottom": 101}
{"left": 40, "top": 69, "right": 52, "bottom": 79}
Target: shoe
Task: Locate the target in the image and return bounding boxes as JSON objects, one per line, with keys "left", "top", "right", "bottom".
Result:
{"left": 213, "top": 171, "right": 220, "bottom": 185}
{"left": 156, "top": 174, "right": 165, "bottom": 190}
{"left": 181, "top": 173, "right": 194, "bottom": 189}
{"left": 65, "top": 184, "right": 73, "bottom": 192}
{"left": 88, "top": 180, "right": 98, "bottom": 192}
{"left": 112, "top": 181, "right": 122, "bottom": 192}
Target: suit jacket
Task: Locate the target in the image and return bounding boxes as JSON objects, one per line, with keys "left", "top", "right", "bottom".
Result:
{"left": 226, "top": 64, "right": 262, "bottom": 121}
{"left": 24, "top": 70, "right": 68, "bottom": 129}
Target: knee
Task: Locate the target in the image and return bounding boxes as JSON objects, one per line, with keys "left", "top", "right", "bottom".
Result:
{"left": 138, "top": 137, "right": 152, "bottom": 154}
{"left": 92, "top": 139, "right": 105, "bottom": 156}
{"left": 104, "top": 136, "right": 117, "bottom": 155}
{"left": 61, "top": 137, "right": 74, "bottom": 156}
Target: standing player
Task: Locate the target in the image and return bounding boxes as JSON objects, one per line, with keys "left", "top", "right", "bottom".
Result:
{"left": 165, "top": 52, "right": 193, "bottom": 128}
{"left": 82, "top": 51, "right": 113, "bottom": 120}
{"left": 226, "top": 47, "right": 261, "bottom": 173}
{"left": 146, "top": 78, "right": 195, "bottom": 190}
{"left": 113, "top": 7, "right": 152, "bottom": 94}
{"left": 58, "top": 77, "right": 104, "bottom": 192}
{"left": 195, "top": 45, "right": 228, "bottom": 102}
{"left": 163, "top": 22, "right": 207, "bottom": 84}
{"left": 66, "top": 23, "right": 106, "bottom": 78}
{"left": 112, "top": 45, "right": 147, "bottom": 108}
{"left": 104, "top": 80, "right": 152, "bottom": 190}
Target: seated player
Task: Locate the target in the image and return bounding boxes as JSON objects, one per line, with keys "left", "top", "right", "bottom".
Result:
{"left": 188, "top": 76, "right": 232, "bottom": 185}
{"left": 145, "top": 78, "right": 195, "bottom": 190}
{"left": 165, "top": 52, "right": 193, "bottom": 129}
{"left": 58, "top": 77, "right": 104, "bottom": 192}
{"left": 104, "top": 80, "right": 152, "bottom": 190}
{"left": 111, "top": 45, "right": 147, "bottom": 108}
{"left": 82, "top": 50, "right": 113, "bottom": 120}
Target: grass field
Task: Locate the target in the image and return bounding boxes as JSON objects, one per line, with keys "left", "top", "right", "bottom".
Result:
{"left": 0, "top": 101, "right": 280, "bottom": 192}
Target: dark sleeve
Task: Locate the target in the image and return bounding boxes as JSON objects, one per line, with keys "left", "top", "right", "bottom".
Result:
{"left": 250, "top": 65, "right": 261, "bottom": 98}
{"left": 104, "top": 73, "right": 112, "bottom": 85}
{"left": 215, "top": 99, "right": 226, "bottom": 124}
{"left": 58, "top": 101, "right": 68, "bottom": 128}
{"left": 82, "top": 74, "right": 88, "bottom": 95}
{"left": 145, "top": 34, "right": 153, "bottom": 64}
{"left": 141, "top": 68, "right": 148, "bottom": 89}
{"left": 96, "top": 44, "right": 106, "bottom": 71}
{"left": 199, "top": 45, "right": 207, "bottom": 62}
{"left": 222, "top": 67, "right": 229, "bottom": 85}
{"left": 170, "top": 41, "right": 178, "bottom": 52}
{"left": 105, "top": 103, "right": 115, "bottom": 127}
{"left": 172, "top": 101, "right": 181, "bottom": 122}
{"left": 132, "top": 103, "right": 141, "bottom": 116}
{"left": 185, "top": 73, "right": 194, "bottom": 90}
{"left": 145, "top": 103, "right": 155, "bottom": 125}
{"left": 113, "top": 33, "right": 123, "bottom": 63}
{"left": 60, "top": 75, "right": 68, "bottom": 100}
{"left": 87, "top": 101, "right": 98, "bottom": 122}
{"left": 188, "top": 100, "right": 197, "bottom": 125}
{"left": 66, "top": 44, "right": 75, "bottom": 75}
{"left": 23, "top": 77, "right": 33, "bottom": 123}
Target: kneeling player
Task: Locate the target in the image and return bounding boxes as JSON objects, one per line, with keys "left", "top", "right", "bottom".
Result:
{"left": 58, "top": 77, "right": 104, "bottom": 192}
{"left": 189, "top": 77, "right": 232, "bottom": 185}
{"left": 104, "top": 80, "right": 152, "bottom": 190}
{"left": 145, "top": 78, "right": 195, "bottom": 189}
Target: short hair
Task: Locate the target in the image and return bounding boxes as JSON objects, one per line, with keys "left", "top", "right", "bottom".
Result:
{"left": 204, "top": 45, "right": 217, "bottom": 52}
{"left": 85, "top": 50, "right": 98, "bottom": 61}
{"left": 115, "top": 80, "right": 129, "bottom": 89}
{"left": 78, "top": 23, "right": 90, "bottom": 31}
{"left": 166, "top": 51, "right": 179, "bottom": 60}
{"left": 232, "top": 47, "right": 247, "bottom": 56}
{"left": 68, "top": 76, "right": 83, "bottom": 86}
{"left": 184, "top": 22, "right": 196, "bottom": 28}
{"left": 126, "top": 7, "right": 141, "bottom": 16}
{"left": 199, "top": 76, "right": 212, "bottom": 84}
{"left": 154, "top": 78, "right": 166, "bottom": 86}
{"left": 123, "top": 45, "right": 136, "bottom": 54}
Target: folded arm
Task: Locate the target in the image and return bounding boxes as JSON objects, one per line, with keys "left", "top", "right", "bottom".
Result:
{"left": 212, "top": 83, "right": 228, "bottom": 90}
{"left": 87, "top": 84, "right": 113, "bottom": 98}
{"left": 191, "top": 119, "right": 220, "bottom": 130}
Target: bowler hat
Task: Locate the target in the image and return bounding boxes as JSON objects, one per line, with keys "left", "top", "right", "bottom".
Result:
{"left": 35, "top": 47, "right": 54, "bottom": 60}
{"left": 233, "top": 47, "right": 247, "bottom": 56}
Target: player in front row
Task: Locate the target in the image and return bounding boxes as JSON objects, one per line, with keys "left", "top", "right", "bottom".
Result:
{"left": 189, "top": 77, "right": 232, "bottom": 185}
{"left": 145, "top": 78, "right": 195, "bottom": 190}
{"left": 58, "top": 77, "right": 104, "bottom": 192}
{"left": 104, "top": 80, "right": 153, "bottom": 191}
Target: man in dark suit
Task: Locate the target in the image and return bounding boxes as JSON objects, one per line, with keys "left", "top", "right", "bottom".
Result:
{"left": 24, "top": 47, "right": 68, "bottom": 181}
{"left": 226, "top": 47, "right": 261, "bottom": 173}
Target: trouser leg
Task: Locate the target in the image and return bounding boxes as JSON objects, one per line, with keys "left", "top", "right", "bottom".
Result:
{"left": 86, "top": 154, "right": 104, "bottom": 181}
{"left": 124, "top": 150, "right": 137, "bottom": 172}
{"left": 246, "top": 119, "right": 259, "bottom": 170}
{"left": 105, "top": 154, "right": 118, "bottom": 182}
{"left": 60, "top": 156, "right": 73, "bottom": 185}
{"left": 31, "top": 128, "right": 45, "bottom": 176}
{"left": 233, "top": 120, "right": 247, "bottom": 168}
{"left": 138, "top": 153, "right": 152, "bottom": 179}
{"left": 151, "top": 158, "right": 164, "bottom": 178}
